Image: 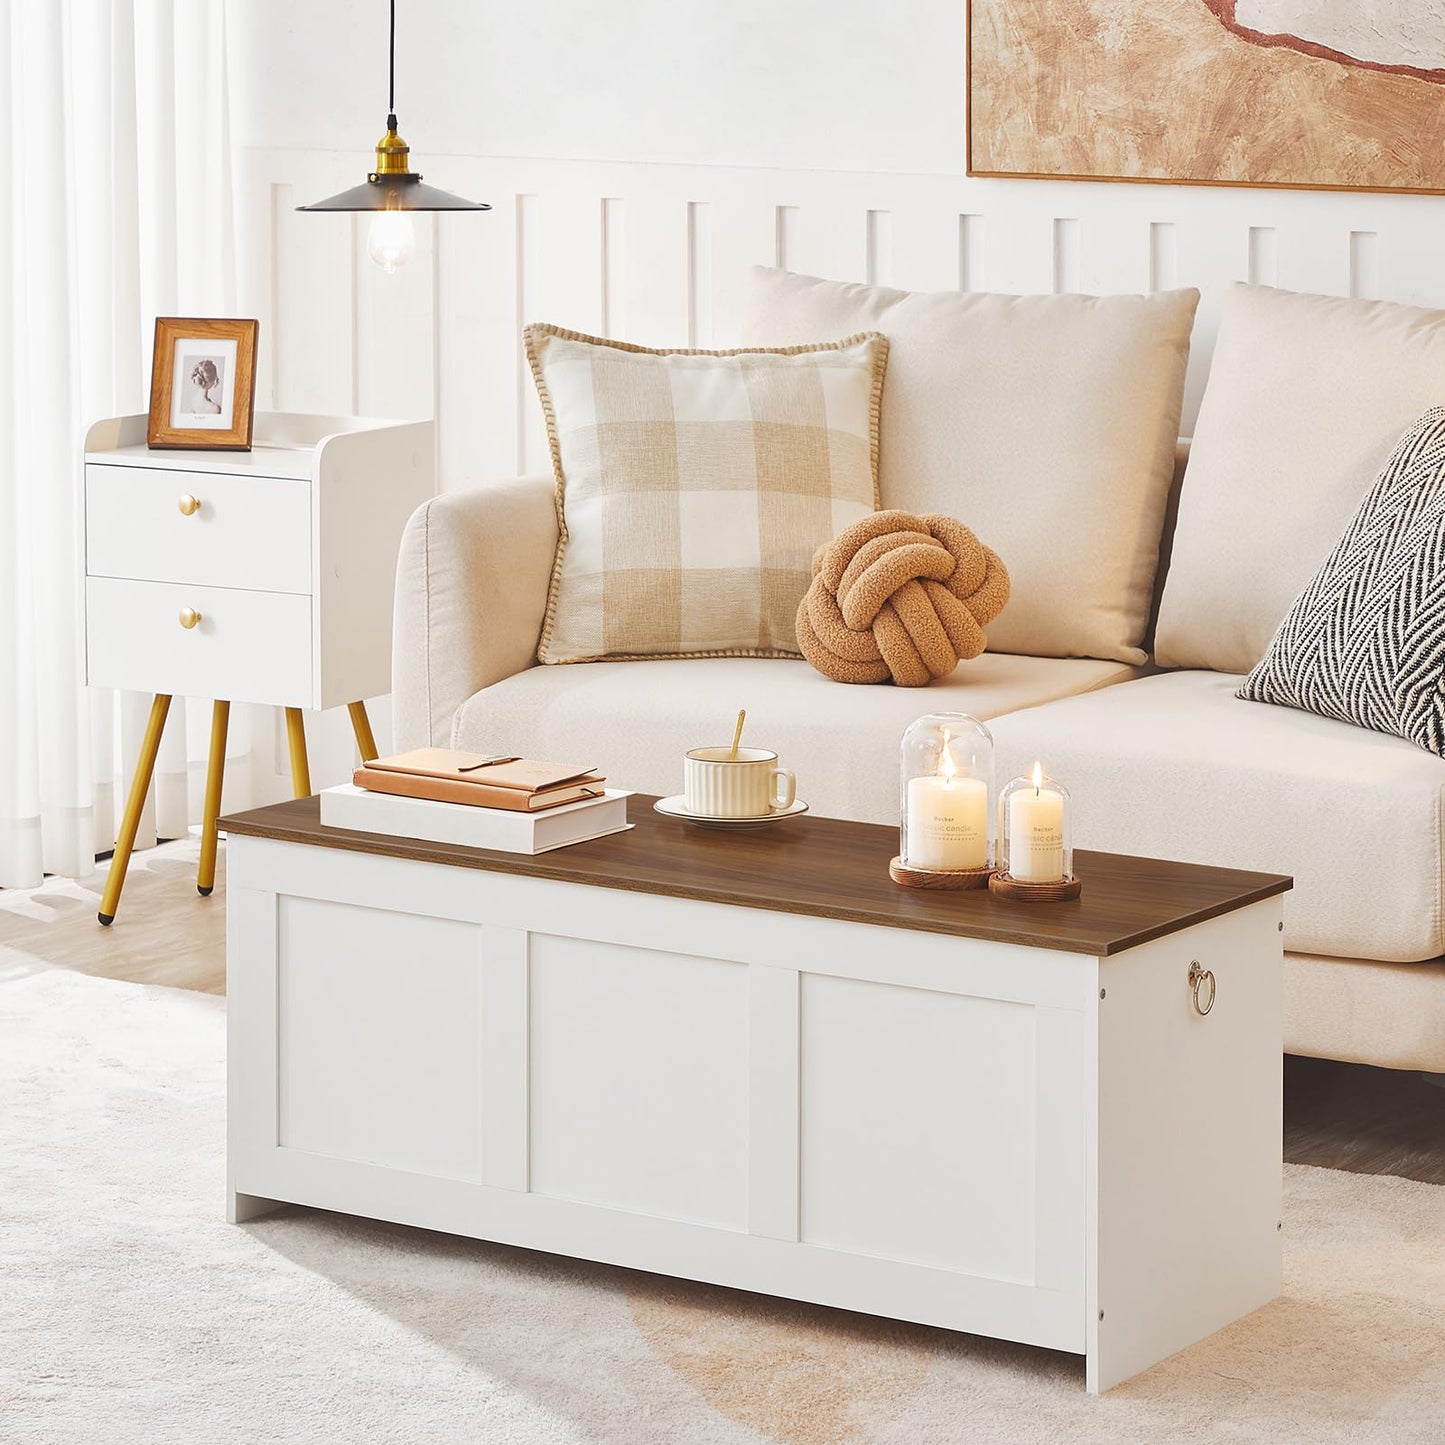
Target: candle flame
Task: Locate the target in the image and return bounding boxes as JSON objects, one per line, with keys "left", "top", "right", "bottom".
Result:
{"left": 1031, "top": 760, "right": 1043, "bottom": 794}
{"left": 940, "top": 743, "right": 956, "bottom": 783}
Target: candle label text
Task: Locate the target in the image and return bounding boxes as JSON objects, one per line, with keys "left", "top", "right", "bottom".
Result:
{"left": 919, "top": 812, "right": 984, "bottom": 843}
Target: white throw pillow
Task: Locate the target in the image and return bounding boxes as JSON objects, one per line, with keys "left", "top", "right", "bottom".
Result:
{"left": 1155, "top": 284, "right": 1445, "bottom": 673}
{"left": 740, "top": 267, "right": 1199, "bottom": 664}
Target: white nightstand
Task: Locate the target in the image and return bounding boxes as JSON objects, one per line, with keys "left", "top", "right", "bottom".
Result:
{"left": 84, "top": 411, "right": 434, "bottom": 924}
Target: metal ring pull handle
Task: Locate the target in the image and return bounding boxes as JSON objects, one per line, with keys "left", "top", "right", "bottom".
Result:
{"left": 1188, "top": 960, "right": 1216, "bottom": 1016}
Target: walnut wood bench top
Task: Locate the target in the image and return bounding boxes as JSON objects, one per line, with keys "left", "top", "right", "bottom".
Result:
{"left": 221, "top": 795, "right": 1291, "bottom": 957}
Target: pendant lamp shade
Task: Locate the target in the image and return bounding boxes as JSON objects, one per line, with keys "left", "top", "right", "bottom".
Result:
{"left": 298, "top": 1, "right": 489, "bottom": 268}
{"left": 298, "top": 176, "right": 491, "bottom": 213}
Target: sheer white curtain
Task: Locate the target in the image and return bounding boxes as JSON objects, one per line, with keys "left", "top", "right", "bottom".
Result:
{"left": 0, "top": 0, "right": 257, "bottom": 888}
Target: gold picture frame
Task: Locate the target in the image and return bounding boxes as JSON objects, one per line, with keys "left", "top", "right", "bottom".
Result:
{"left": 147, "top": 317, "right": 260, "bottom": 451}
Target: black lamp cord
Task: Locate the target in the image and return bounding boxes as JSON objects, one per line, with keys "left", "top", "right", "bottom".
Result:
{"left": 387, "top": 0, "right": 397, "bottom": 129}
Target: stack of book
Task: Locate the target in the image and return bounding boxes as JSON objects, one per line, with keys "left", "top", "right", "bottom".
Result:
{"left": 319, "top": 748, "right": 631, "bottom": 854}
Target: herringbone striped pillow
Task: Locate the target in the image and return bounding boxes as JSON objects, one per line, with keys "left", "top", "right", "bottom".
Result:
{"left": 526, "top": 325, "right": 887, "bottom": 664}
{"left": 1238, "top": 407, "right": 1445, "bottom": 755}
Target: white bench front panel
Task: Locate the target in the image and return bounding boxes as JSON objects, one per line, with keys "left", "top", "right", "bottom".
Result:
{"left": 228, "top": 839, "right": 1090, "bottom": 1354}
{"left": 277, "top": 896, "right": 484, "bottom": 1180}
{"left": 528, "top": 935, "right": 751, "bottom": 1231}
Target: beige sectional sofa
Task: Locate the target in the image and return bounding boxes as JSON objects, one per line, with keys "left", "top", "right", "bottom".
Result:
{"left": 391, "top": 277, "right": 1445, "bottom": 1075}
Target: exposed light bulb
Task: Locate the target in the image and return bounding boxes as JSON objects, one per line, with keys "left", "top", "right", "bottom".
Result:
{"left": 367, "top": 211, "right": 415, "bottom": 273}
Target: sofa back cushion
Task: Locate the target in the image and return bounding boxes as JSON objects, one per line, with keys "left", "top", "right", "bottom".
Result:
{"left": 740, "top": 268, "right": 1199, "bottom": 664}
{"left": 1155, "top": 283, "right": 1445, "bottom": 673}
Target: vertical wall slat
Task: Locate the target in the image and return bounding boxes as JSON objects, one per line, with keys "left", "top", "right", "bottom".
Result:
{"left": 885, "top": 201, "right": 958, "bottom": 294}
{"left": 865, "top": 209, "right": 894, "bottom": 288}
{"left": 270, "top": 161, "right": 355, "bottom": 417}
{"left": 532, "top": 190, "right": 605, "bottom": 336}
{"left": 709, "top": 193, "right": 777, "bottom": 345}
{"left": 688, "top": 201, "right": 714, "bottom": 346}
{"left": 1052, "top": 217, "right": 1081, "bottom": 294}
{"left": 1173, "top": 219, "right": 1247, "bottom": 433}
{"left": 978, "top": 191, "right": 1054, "bottom": 294}
{"left": 622, "top": 193, "right": 692, "bottom": 347}
{"left": 796, "top": 193, "right": 868, "bottom": 284}
{"left": 436, "top": 190, "right": 521, "bottom": 487}
{"left": 515, "top": 194, "right": 545, "bottom": 472}
{"left": 1380, "top": 214, "right": 1445, "bottom": 309}
{"left": 958, "top": 213, "right": 985, "bottom": 291}
{"left": 1349, "top": 231, "right": 1380, "bottom": 300}
{"left": 1073, "top": 191, "right": 1153, "bottom": 295}
{"left": 775, "top": 205, "right": 802, "bottom": 271}
{"left": 1148, "top": 222, "right": 1179, "bottom": 294}
{"left": 601, "top": 197, "right": 627, "bottom": 337}
{"left": 353, "top": 213, "right": 435, "bottom": 421}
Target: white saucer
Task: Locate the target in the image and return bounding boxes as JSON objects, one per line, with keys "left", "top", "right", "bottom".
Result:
{"left": 654, "top": 795, "right": 810, "bottom": 830}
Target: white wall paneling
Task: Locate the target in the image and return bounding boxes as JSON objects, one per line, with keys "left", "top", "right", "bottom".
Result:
{"left": 239, "top": 147, "right": 1445, "bottom": 494}
{"left": 1349, "top": 231, "right": 1380, "bottom": 300}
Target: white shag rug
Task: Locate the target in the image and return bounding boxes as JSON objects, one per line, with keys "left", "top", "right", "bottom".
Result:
{"left": 3, "top": 968, "right": 1444, "bottom": 1445}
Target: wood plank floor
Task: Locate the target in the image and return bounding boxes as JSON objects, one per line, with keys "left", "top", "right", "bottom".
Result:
{"left": 0, "top": 836, "right": 225, "bottom": 994}
{"left": 1284, "top": 1054, "right": 1445, "bottom": 1186}
{"left": 3, "top": 836, "right": 1442, "bottom": 1184}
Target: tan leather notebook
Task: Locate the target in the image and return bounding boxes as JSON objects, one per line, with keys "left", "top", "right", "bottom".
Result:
{"left": 356, "top": 749, "right": 605, "bottom": 813}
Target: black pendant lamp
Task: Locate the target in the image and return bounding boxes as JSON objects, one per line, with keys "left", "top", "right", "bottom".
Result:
{"left": 298, "top": 0, "right": 490, "bottom": 273}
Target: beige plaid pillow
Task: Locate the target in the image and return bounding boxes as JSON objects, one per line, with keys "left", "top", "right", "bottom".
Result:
{"left": 525, "top": 324, "right": 888, "bottom": 664}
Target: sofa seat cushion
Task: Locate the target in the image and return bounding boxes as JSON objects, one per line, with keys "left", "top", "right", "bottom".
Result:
{"left": 987, "top": 671, "right": 1445, "bottom": 962}
{"left": 1285, "top": 953, "right": 1445, "bottom": 1073}
{"left": 451, "top": 654, "right": 1139, "bottom": 827}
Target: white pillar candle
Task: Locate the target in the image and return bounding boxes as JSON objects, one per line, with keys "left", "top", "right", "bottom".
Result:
{"left": 906, "top": 773, "right": 988, "bottom": 870}
{"left": 1008, "top": 764, "right": 1066, "bottom": 882}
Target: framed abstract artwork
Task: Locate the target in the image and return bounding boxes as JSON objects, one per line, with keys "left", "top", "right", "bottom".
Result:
{"left": 968, "top": 2, "right": 1445, "bottom": 194}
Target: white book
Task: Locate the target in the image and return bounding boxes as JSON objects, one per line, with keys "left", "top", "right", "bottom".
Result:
{"left": 319, "top": 784, "right": 633, "bottom": 855}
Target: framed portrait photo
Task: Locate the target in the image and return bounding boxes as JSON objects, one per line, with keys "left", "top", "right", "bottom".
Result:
{"left": 147, "top": 317, "right": 259, "bottom": 450}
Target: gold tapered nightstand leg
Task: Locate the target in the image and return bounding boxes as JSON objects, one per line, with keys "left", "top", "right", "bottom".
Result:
{"left": 197, "top": 700, "right": 230, "bottom": 897}
{"left": 284, "top": 707, "right": 311, "bottom": 798}
{"left": 98, "top": 693, "right": 172, "bottom": 926}
{"left": 347, "top": 700, "right": 379, "bottom": 763}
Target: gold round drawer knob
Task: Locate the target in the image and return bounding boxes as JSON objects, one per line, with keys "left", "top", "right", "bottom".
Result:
{"left": 177, "top": 494, "right": 201, "bottom": 516}
{"left": 178, "top": 607, "right": 202, "bottom": 630}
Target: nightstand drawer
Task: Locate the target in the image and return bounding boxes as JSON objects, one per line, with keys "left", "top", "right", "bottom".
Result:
{"left": 86, "top": 464, "right": 311, "bottom": 594}
{"left": 86, "top": 577, "right": 313, "bottom": 707}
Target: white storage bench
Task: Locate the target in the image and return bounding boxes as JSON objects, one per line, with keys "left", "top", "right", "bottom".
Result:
{"left": 224, "top": 796, "right": 1289, "bottom": 1392}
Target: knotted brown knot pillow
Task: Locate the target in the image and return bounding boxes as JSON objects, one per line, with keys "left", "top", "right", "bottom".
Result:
{"left": 796, "top": 510, "right": 1010, "bottom": 686}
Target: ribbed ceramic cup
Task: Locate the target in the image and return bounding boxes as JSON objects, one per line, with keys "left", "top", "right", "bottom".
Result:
{"left": 684, "top": 747, "right": 796, "bottom": 819}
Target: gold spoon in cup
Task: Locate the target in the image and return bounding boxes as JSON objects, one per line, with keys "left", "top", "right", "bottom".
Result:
{"left": 728, "top": 709, "right": 746, "bottom": 761}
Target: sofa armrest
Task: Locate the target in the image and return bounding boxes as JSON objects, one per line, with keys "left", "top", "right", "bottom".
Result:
{"left": 392, "top": 476, "right": 558, "bottom": 750}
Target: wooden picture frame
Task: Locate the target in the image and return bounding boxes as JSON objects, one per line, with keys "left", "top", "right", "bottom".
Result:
{"left": 147, "top": 317, "right": 259, "bottom": 451}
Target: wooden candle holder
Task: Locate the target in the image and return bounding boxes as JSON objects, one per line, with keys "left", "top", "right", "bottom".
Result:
{"left": 988, "top": 872, "right": 1082, "bottom": 903}
{"left": 889, "top": 857, "right": 994, "bottom": 891}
